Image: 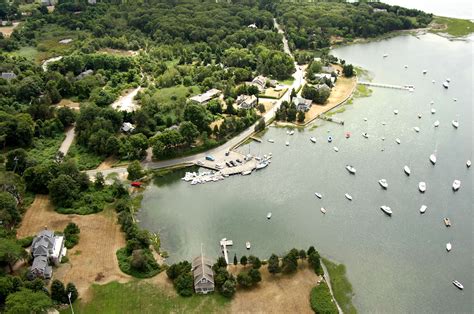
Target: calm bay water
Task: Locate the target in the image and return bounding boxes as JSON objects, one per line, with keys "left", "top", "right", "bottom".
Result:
{"left": 138, "top": 33, "right": 472, "bottom": 312}
{"left": 383, "top": 0, "right": 474, "bottom": 20}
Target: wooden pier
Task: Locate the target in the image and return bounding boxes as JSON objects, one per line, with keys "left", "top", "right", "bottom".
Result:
{"left": 220, "top": 238, "right": 233, "bottom": 265}
{"left": 358, "top": 81, "right": 414, "bottom": 91}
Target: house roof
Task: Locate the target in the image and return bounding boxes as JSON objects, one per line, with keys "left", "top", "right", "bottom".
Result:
{"left": 121, "top": 122, "right": 135, "bottom": 132}
{"left": 189, "top": 89, "right": 221, "bottom": 104}
{"left": 1, "top": 72, "right": 17, "bottom": 79}
{"left": 31, "top": 256, "right": 48, "bottom": 271}
{"left": 192, "top": 255, "right": 214, "bottom": 285}
{"left": 294, "top": 97, "right": 312, "bottom": 106}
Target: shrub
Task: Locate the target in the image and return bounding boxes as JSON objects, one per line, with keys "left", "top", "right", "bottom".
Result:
{"left": 116, "top": 248, "right": 160, "bottom": 278}
{"left": 310, "top": 282, "right": 338, "bottom": 314}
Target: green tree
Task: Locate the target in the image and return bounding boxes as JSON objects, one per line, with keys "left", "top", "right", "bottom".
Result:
{"left": 299, "top": 249, "right": 307, "bottom": 260}
{"left": 233, "top": 254, "right": 238, "bottom": 266}
{"left": 179, "top": 121, "right": 200, "bottom": 145}
{"left": 48, "top": 174, "right": 79, "bottom": 208}
{"left": 308, "top": 251, "right": 323, "bottom": 275}
{"left": 268, "top": 254, "right": 281, "bottom": 275}
{"left": 66, "top": 283, "right": 78, "bottom": 303}
{"left": 0, "top": 238, "right": 26, "bottom": 273}
{"left": 282, "top": 249, "right": 299, "bottom": 273}
{"left": 0, "top": 192, "right": 21, "bottom": 226}
{"left": 343, "top": 64, "right": 354, "bottom": 77}
{"left": 184, "top": 104, "right": 210, "bottom": 132}
{"left": 5, "top": 289, "right": 52, "bottom": 314}
{"left": 94, "top": 172, "right": 105, "bottom": 189}
{"left": 175, "top": 272, "right": 194, "bottom": 297}
{"left": 127, "top": 160, "right": 144, "bottom": 181}
{"left": 240, "top": 255, "right": 247, "bottom": 267}
{"left": 151, "top": 140, "right": 165, "bottom": 159}
{"left": 5, "top": 149, "right": 29, "bottom": 175}
{"left": 297, "top": 110, "right": 305, "bottom": 123}
{"left": 57, "top": 107, "right": 76, "bottom": 127}
{"left": 248, "top": 255, "right": 261, "bottom": 269}
{"left": 254, "top": 118, "right": 265, "bottom": 132}
{"left": 237, "top": 271, "right": 253, "bottom": 288}
{"left": 51, "top": 280, "right": 67, "bottom": 304}
{"left": 221, "top": 279, "right": 236, "bottom": 298}
{"left": 248, "top": 268, "right": 262, "bottom": 284}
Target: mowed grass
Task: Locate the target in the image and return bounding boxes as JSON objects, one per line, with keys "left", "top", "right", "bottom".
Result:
{"left": 153, "top": 85, "right": 201, "bottom": 105}
{"left": 432, "top": 16, "right": 474, "bottom": 37}
{"left": 322, "top": 258, "right": 357, "bottom": 314}
{"left": 11, "top": 46, "right": 39, "bottom": 61}
{"left": 70, "top": 281, "right": 230, "bottom": 314}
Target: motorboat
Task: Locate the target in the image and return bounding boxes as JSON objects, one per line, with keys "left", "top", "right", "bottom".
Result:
{"left": 381, "top": 137, "right": 385, "bottom": 141}
{"left": 285, "top": 141, "right": 289, "bottom": 146}
{"left": 432, "top": 80, "right": 435, "bottom": 83}
{"left": 333, "top": 147, "right": 339, "bottom": 152}
{"left": 381, "top": 121, "right": 387, "bottom": 126}
{"left": 310, "top": 137, "right": 317, "bottom": 143}
{"left": 346, "top": 165, "right": 356, "bottom": 174}
{"left": 396, "top": 138, "right": 401, "bottom": 144}
{"left": 246, "top": 241, "right": 251, "bottom": 250}
{"left": 378, "top": 179, "right": 388, "bottom": 189}
{"left": 417, "top": 114, "right": 422, "bottom": 119}
{"left": 413, "top": 127, "right": 420, "bottom": 132}
{"left": 452, "top": 179, "right": 461, "bottom": 191}
{"left": 452, "top": 120, "right": 459, "bottom": 128}
{"left": 363, "top": 117, "right": 368, "bottom": 122}
{"left": 452, "top": 280, "right": 463, "bottom": 290}
{"left": 314, "top": 192, "right": 322, "bottom": 199}
{"left": 345, "top": 193, "right": 353, "bottom": 201}
{"left": 434, "top": 120, "right": 440, "bottom": 127}
{"left": 418, "top": 182, "right": 426, "bottom": 193}
{"left": 320, "top": 207, "right": 327, "bottom": 214}
{"left": 446, "top": 78, "right": 451, "bottom": 83}
{"left": 431, "top": 108, "right": 436, "bottom": 114}
{"left": 241, "top": 170, "right": 252, "bottom": 176}
{"left": 268, "top": 139, "right": 274, "bottom": 143}
{"left": 443, "top": 81, "right": 449, "bottom": 88}
{"left": 430, "top": 100, "right": 434, "bottom": 104}
{"left": 453, "top": 98, "right": 457, "bottom": 101}
{"left": 383, "top": 54, "right": 388, "bottom": 58}
{"left": 256, "top": 162, "right": 268, "bottom": 170}
{"left": 404, "top": 65, "right": 408, "bottom": 68}
{"left": 430, "top": 154, "right": 437, "bottom": 165}
{"left": 419, "top": 205, "right": 427, "bottom": 214}
{"left": 380, "top": 205, "right": 392, "bottom": 216}
{"left": 362, "top": 132, "right": 369, "bottom": 139}
{"left": 422, "top": 70, "right": 427, "bottom": 74}
{"left": 267, "top": 212, "right": 272, "bottom": 219}
{"left": 328, "top": 136, "right": 333, "bottom": 143}
{"left": 444, "top": 218, "right": 451, "bottom": 227}
{"left": 467, "top": 160, "right": 471, "bottom": 168}
{"left": 345, "top": 132, "right": 351, "bottom": 139}
{"left": 446, "top": 242, "right": 452, "bottom": 252}
{"left": 404, "top": 165, "right": 411, "bottom": 176}
{"left": 393, "top": 109, "right": 399, "bottom": 115}
{"left": 289, "top": 130, "right": 295, "bottom": 135}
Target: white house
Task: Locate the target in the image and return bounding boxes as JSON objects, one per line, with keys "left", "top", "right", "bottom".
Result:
{"left": 250, "top": 75, "right": 267, "bottom": 92}
{"left": 293, "top": 97, "right": 313, "bottom": 112}
{"left": 314, "top": 73, "right": 336, "bottom": 84}
{"left": 188, "top": 89, "right": 221, "bottom": 105}
{"left": 236, "top": 94, "right": 257, "bottom": 109}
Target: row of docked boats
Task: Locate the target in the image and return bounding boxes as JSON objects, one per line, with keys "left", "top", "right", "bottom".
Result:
{"left": 182, "top": 171, "right": 225, "bottom": 185}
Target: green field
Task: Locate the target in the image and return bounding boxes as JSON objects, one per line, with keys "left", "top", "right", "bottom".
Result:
{"left": 68, "top": 281, "right": 229, "bottom": 314}
{"left": 432, "top": 16, "right": 474, "bottom": 37}
{"left": 322, "top": 258, "right": 357, "bottom": 314}
{"left": 11, "top": 46, "right": 39, "bottom": 61}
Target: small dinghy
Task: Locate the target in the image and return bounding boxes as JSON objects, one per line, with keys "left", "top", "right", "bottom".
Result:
{"left": 453, "top": 98, "right": 457, "bottom": 101}
{"left": 434, "top": 120, "right": 440, "bottom": 127}
{"left": 363, "top": 117, "right": 368, "bottom": 122}
{"left": 430, "top": 154, "right": 437, "bottom": 165}
{"left": 452, "top": 179, "right": 461, "bottom": 191}
{"left": 396, "top": 138, "right": 401, "bottom": 144}
{"left": 443, "top": 81, "right": 449, "bottom": 88}
{"left": 345, "top": 132, "right": 351, "bottom": 139}
{"left": 267, "top": 212, "right": 272, "bottom": 219}
{"left": 418, "top": 182, "right": 426, "bottom": 193}
{"left": 268, "top": 139, "right": 274, "bottom": 143}
{"left": 467, "top": 160, "right": 471, "bottom": 168}
{"left": 419, "top": 205, "right": 427, "bottom": 214}
{"left": 314, "top": 192, "right": 322, "bottom": 199}
{"left": 446, "top": 242, "right": 452, "bottom": 252}
{"left": 289, "top": 130, "right": 295, "bottom": 135}
{"left": 444, "top": 218, "right": 451, "bottom": 227}
{"left": 381, "top": 121, "right": 387, "bottom": 126}
{"left": 310, "top": 137, "right": 317, "bottom": 143}
{"left": 345, "top": 193, "right": 353, "bottom": 201}
{"left": 378, "top": 179, "right": 388, "bottom": 189}
{"left": 413, "top": 127, "right": 420, "bottom": 132}
{"left": 422, "top": 70, "right": 427, "bottom": 74}
{"left": 380, "top": 205, "right": 392, "bottom": 216}
{"left": 452, "top": 120, "right": 459, "bottom": 128}
{"left": 362, "top": 132, "right": 369, "bottom": 139}
{"left": 430, "top": 100, "right": 434, "bottom": 105}
{"left": 418, "top": 114, "right": 422, "bottom": 119}
{"left": 446, "top": 78, "right": 451, "bottom": 83}
{"left": 285, "top": 141, "right": 290, "bottom": 146}
{"left": 246, "top": 241, "right": 251, "bottom": 250}
{"left": 393, "top": 109, "right": 399, "bottom": 115}
{"left": 431, "top": 108, "right": 436, "bottom": 114}
{"left": 404, "top": 165, "right": 411, "bottom": 176}
{"left": 328, "top": 136, "right": 333, "bottom": 143}
{"left": 404, "top": 65, "right": 408, "bottom": 68}
{"left": 432, "top": 80, "right": 435, "bottom": 83}
{"left": 452, "top": 280, "right": 463, "bottom": 290}
{"left": 346, "top": 165, "right": 356, "bottom": 174}
{"left": 333, "top": 146, "right": 339, "bottom": 152}
{"left": 320, "top": 207, "right": 327, "bottom": 214}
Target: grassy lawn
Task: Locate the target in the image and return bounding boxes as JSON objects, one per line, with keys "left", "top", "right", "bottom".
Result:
{"left": 11, "top": 46, "right": 39, "bottom": 61}
{"left": 68, "top": 281, "right": 229, "bottom": 314}
{"left": 153, "top": 85, "right": 200, "bottom": 105}
{"left": 432, "top": 16, "right": 474, "bottom": 37}
{"left": 322, "top": 258, "right": 357, "bottom": 314}
{"left": 280, "top": 77, "right": 295, "bottom": 85}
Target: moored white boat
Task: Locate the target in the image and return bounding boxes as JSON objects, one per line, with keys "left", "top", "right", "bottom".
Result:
{"left": 418, "top": 181, "right": 426, "bottom": 193}
{"left": 246, "top": 241, "right": 251, "bottom": 249}
{"left": 285, "top": 141, "right": 289, "bottom": 146}
{"left": 380, "top": 205, "right": 392, "bottom": 216}
{"left": 256, "top": 162, "right": 269, "bottom": 170}
{"left": 413, "top": 126, "right": 420, "bottom": 132}
{"left": 446, "top": 242, "right": 452, "bottom": 252}
{"left": 378, "top": 179, "right": 388, "bottom": 189}
{"left": 363, "top": 117, "right": 368, "bottom": 121}
{"left": 333, "top": 146, "right": 339, "bottom": 152}
{"left": 467, "top": 160, "right": 471, "bottom": 168}
{"left": 404, "top": 165, "right": 411, "bottom": 176}
{"left": 241, "top": 170, "right": 252, "bottom": 176}
{"left": 314, "top": 192, "right": 322, "bottom": 199}
{"left": 393, "top": 109, "right": 399, "bottom": 115}
{"left": 443, "top": 81, "right": 449, "bottom": 88}
{"left": 431, "top": 108, "right": 436, "bottom": 114}
{"left": 396, "top": 138, "right": 401, "bottom": 144}
{"left": 452, "top": 280, "right": 463, "bottom": 290}
{"left": 310, "top": 137, "right": 317, "bottom": 143}
{"left": 452, "top": 179, "right": 461, "bottom": 191}
{"left": 417, "top": 114, "right": 422, "bottom": 119}
{"left": 434, "top": 120, "right": 440, "bottom": 127}
{"left": 327, "top": 136, "right": 333, "bottom": 143}
{"left": 422, "top": 69, "right": 427, "bottom": 74}
{"left": 268, "top": 139, "right": 274, "bottom": 143}
{"left": 345, "top": 193, "right": 353, "bottom": 201}
{"left": 444, "top": 218, "right": 451, "bottom": 227}
{"left": 362, "top": 132, "right": 369, "bottom": 138}
{"left": 289, "top": 130, "right": 295, "bottom": 135}
{"left": 419, "top": 205, "right": 427, "bottom": 214}
{"left": 452, "top": 120, "right": 459, "bottom": 128}
{"left": 320, "top": 207, "right": 327, "bottom": 214}
{"left": 267, "top": 212, "right": 272, "bottom": 219}
{"left": 346, "top": 165, "right": 356, "bottom": 174}
{"left": 430, "top": 154, "right": 437, "bottom": 165}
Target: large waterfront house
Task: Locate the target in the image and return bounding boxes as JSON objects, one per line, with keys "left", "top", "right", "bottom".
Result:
{"left": 188, "top": 89, "right": 221, "bottom": 105}
{"left": 236, "top": 94, "right": 258, "bottom": 109}
{"left": 29, "top": 229, "right": 66, "bottom": 279}
{"left": 250, "top": 75, "right": 267, "bottom": 92}
{"left": 293, "top": 97, "right": 313, "bottom": 112}
{"left": 192, "top": 255, "right": 215, "bottom": 294}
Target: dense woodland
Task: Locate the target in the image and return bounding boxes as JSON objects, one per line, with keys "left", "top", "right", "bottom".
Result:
{"left": 0, "top": 0, "right": 432, "bottom": 311}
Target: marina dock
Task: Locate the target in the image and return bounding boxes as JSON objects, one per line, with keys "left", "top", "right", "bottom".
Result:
{"left": 358, "top": 81, "right": 414, "bottom": 91}
{"left": 220, "top": 238, "right": 233, "bottom": 265}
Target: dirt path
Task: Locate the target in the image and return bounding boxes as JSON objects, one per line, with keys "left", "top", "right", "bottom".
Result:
{"left": 0, "top": 22, "right": 20, "bottom": 38}
{"left": 17, "top": 195, "right": 130, "bottom": 301}
{"left": 229, "top": 262, "right": 320, "bottom": 313}
{"left": 111, "top": 87, "right": 141, "bottom": 112}
{"left": 58, "top": 126, "right": 75, "bottom": 156}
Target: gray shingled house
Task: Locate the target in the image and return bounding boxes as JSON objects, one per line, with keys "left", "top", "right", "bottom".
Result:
{"left": 30, "top": 256, "right": 52, "bottom": 279}
{"left": 29, "top": 229, "right": 66, "bottom": 279}
{"left": 192, "top": 255, "right": 214, "bottom": 294}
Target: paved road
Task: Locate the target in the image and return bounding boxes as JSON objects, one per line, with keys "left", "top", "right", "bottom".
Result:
{"left": 86, "top": 20, "right": 306, "bottom": 178}
{"left": 58, "top": 126, "right": 75, "bottom": 156}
